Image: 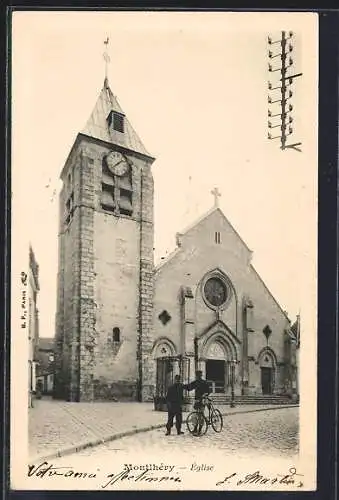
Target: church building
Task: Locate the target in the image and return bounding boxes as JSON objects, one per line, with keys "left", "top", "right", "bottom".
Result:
{"left": 54, "top": 74, "right": 298, "bottom": 403}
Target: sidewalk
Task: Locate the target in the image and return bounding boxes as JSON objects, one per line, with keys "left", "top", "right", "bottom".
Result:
{"left": 29, "top": 398, "right": 298, "bottom": 462}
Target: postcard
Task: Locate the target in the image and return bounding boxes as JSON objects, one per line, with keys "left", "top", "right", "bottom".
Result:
{"left": 10, "top": 10, "right": 317, "bottom": 491}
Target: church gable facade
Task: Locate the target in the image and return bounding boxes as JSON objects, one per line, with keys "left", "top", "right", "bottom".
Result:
{"left": 153, "top": 207, "right": 293, "bottom": 397}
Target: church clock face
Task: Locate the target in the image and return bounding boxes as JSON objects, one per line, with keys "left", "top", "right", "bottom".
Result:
{"left": 106, "top": 151, "right": 129, "bottom": 176}
{"left": 203, "top": 276, "right": 228, "bottom": 308}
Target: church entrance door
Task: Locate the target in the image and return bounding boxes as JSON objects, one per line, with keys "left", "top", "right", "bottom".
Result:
{"left": 261, "top": 367, "right": 273, "bottom": 395}
{"left": 206, "top": 360, "right": 225, "bottom": 393}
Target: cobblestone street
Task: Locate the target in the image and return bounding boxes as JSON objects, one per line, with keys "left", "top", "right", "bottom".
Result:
{"left": 25, "top": 407, "right": 302, "bottom": 491}
{"left": 50, "top": 407, "right": 298, "bottom": 462}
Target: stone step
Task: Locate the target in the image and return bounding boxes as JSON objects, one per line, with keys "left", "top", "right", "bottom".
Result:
{"left": 184, "top": 394, "right": 296, "bottom": 405}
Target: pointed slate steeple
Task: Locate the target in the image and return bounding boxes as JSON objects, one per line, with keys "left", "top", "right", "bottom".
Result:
{"left": 81, "top": 78, "right": 153, "bottom": 159}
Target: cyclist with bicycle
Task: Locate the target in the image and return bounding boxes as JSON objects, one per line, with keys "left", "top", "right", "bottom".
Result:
{"left": 184, "top": 374, "right": 223, "bottom": 436}
{"left": 184, "top": 370, "right": 211, "bottom": 413}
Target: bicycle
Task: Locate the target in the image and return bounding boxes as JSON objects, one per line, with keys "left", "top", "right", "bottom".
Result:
{"left": 186, "top": 394, "right": 223, "bottom": 436}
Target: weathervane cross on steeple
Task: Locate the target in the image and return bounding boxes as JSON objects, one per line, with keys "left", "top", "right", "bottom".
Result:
{"left": 211, "top": 187, "right": 221, "bottom": 208}
{"left": 103, "top": 36, "right": 110, "bottom": 82}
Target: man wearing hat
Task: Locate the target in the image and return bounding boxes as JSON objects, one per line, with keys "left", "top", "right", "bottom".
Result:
{"left": 165, "top": 374, "right": 185, "bottom": 436}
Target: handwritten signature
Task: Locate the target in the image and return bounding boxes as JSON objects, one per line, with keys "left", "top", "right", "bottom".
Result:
{"left": 216, "top": 467, "right": 304, "bottom": 488}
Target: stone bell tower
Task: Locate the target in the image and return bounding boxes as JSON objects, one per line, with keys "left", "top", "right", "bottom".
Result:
{"left": 54, "top": 73, "right": 155, "bottom": 402}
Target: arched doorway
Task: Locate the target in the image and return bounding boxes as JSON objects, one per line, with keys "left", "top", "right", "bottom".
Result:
{"left": 205, "top": 341, "right": 227, "bottom": 393}
{"left": 203, "top": 336, "right": 238, "bottom": 394}
{"left": 200, "top": 323, "right": 240, "bottom": 395}
{"left": 259, "top": 349, "right": 276, "bottom": 395}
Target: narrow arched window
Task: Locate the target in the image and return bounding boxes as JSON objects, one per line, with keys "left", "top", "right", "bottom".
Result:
{"left": 113, "top": 327, "right": 120, "bottom": 342}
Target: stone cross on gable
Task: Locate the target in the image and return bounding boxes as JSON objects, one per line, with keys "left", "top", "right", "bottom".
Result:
{"left": 211, "top": 187, "right": 221, "bottom": 208}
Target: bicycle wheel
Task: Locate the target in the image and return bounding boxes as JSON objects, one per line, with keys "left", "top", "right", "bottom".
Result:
{"left": 186, "top": 412, "right": 208, "bottom": 436}
{"left": 211, "top": 409, "right": 223, "bottom": 433}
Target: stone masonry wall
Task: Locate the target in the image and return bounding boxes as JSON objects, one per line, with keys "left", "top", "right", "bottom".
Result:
{"left": 78, "top": 152, "right": 96, "bottom": 401}
{"left": 75, "top": 139, "right": 155, "bottom": 401}
{"left": 54, "top": 146, "right": 83, "bottom": 400}
{"left": 138, "top": 163, "right": 155, "bottom": 401}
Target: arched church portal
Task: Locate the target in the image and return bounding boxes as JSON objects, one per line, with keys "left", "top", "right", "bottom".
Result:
{"left": 204, "top": 337, "right": 236, "bottom": 394}
{"left": 152, "top": 339, "right": 187, "bottom": 402}
{"left": 258, "top": 349, "right": 276, "bottom": 395}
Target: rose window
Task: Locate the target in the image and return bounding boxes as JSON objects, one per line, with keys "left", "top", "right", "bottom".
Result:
{"left": 203, "top": 277, "right": 228, "bottom": 308}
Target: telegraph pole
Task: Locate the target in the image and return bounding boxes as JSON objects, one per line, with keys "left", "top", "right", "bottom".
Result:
{"left": 267, "top": 31, "right": 302, "bottom": 152}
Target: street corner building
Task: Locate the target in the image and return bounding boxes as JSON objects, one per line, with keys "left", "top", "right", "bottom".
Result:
{"left": 54, "top": 76, "right": 299, "bottom": 403}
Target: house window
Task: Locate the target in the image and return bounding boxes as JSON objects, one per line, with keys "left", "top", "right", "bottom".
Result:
{"left": 113, "top": 327, "right": 121, "bottom": 342}
{"left": 215, "top": 231, "right": 221, "bottom": 244}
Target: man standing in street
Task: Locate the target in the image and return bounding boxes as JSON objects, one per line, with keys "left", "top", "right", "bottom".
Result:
{"left": 165, "top": 374, "right": 185, "bottom": 436}
{"left": 185, "top": 370, "right": 211, "bottom": 410}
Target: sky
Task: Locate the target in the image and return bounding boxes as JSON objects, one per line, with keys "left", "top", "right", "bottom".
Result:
{"left": 12, "top": 11, "right": 318, "bottom": 339}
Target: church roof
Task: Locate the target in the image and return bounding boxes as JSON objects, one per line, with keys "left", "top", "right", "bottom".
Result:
{"left": 81, "top": 78, "right": 153, "bottom": 159}
{"left": 155, "top": 247, "right": 181, "bottom": 271}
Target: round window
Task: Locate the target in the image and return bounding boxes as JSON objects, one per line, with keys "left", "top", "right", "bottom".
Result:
{"left": 203, "top": 277, "right": 228, "bottom": 308}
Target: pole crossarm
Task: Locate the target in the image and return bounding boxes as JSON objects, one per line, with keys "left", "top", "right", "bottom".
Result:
{"left": 280, "top": 73, "right": 303, "bottom": 82}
